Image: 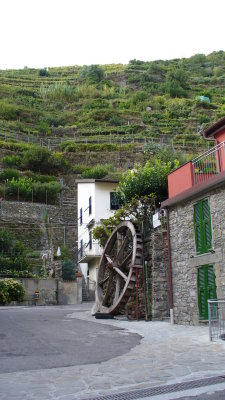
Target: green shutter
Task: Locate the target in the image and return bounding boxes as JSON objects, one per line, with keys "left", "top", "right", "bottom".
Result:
{"left": 194, "top": 199, "right": 212, "bottom": 254}
{"left": 202, "top": 200, "right": 212, "bottom": 250}
{"left": 198, "top": 265, "right": 216, "bottom": 320}
{"left": 194, "top": 202, "right": 202, "bottom": 253}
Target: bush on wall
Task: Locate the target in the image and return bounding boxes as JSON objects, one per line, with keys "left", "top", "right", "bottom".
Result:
{"left": 0, "top": 279, "right": 25, "bottom": 304}
{"left": 61, "top": 260, "right": 75, "bottom": 281}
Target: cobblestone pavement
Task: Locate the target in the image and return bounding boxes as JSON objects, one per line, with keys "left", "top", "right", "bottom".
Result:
{"left": 1, "top": 303, "right": 225, "bottom": 400}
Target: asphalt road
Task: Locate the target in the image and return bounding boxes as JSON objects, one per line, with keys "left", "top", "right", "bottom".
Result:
{"left": 0, "top": 305, "right": 140, "bottom": 373}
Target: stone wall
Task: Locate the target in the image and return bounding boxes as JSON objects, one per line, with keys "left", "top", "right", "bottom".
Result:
{"left": 10, "top": 278, "right": 82, "bottom": 306}
{"left": 125, "top": 227, "right": 170, "bottom": 321}
{"left": 151, "top": 229, "right": 170, "bottom": 320}
{"left": 0, "top": 199, "right": 77, "bottom": 275}
{"left": 169, "top": 183, "right": 225, "bottom": 325}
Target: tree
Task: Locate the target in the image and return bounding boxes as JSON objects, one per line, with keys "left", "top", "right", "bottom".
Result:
{"left": 93, "top": 195, "right": 156, "bottom": 247}
{"left": 116, "top": 160, "right": 175, "bottom": 206}
{"left": 165, "top": 67, "right": 189, "bottom": 97}
{"left": 93, "top": 160, "right": 176, "bottom": 245}
{"left": 39, "top": 68, "right": 48, "bottom": 77}
{"left": 79, "top": 65, "right": 104, "bottom": 83}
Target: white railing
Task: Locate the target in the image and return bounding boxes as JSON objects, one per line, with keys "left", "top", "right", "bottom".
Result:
{"left": 192, "top": 140, "right": 225, "bottom": 185}
{"left": 78, "top": 242, "right": 103, "bottom": 261}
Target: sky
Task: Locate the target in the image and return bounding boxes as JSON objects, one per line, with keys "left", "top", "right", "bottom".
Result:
{"left": 1, "top": 0, "right": 225, "bottom": 70}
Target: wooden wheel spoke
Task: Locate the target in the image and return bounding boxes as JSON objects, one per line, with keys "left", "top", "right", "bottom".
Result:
{"left": 116, "top": 233, "right": 130, "bottom": 263}
{"left": 98, "top": 275, "right": 109, "bottom": 287}
{"left": 102, "top": 270, "right": 114, "bottom": 306}
{"left": 113, "top": 266, "right": 128, "bottom": 282}
{"left": 114, "top": 275, "right": 121, "bottom": 303}
{"left": 119, "top": 250, "right": 133, "bottom": 269}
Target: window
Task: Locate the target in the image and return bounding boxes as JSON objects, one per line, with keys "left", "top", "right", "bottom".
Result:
{"left": 80, "top": 208, "right": 83, "bottom": 225}
{"left": 89, "top": 196, "right": 92, "bottom": 215}
{"left": 193, "top": 198, "right": 212, "bottom": 254}
{"left": 198, "top": 265, "right": 216, "bottom": 320}
{"left": 89, "top": 231, "right": 92, "bottom": 250}
{"left": 110, "top": 192, "right": 119, "bottom": 210}
{"left": 80, "top": 239, "right": 83, "bottom": 258}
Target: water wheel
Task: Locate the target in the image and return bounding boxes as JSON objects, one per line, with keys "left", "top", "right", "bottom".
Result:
{"left": 93, "top": 221, "right": 143, "bottom": 316}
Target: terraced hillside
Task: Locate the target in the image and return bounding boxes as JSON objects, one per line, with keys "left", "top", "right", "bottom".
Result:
{"left": 0, "top": 52, "right": 225, "bottom": 278}
{"left": 0, "top": 51, "right": 225, "bottom": 153}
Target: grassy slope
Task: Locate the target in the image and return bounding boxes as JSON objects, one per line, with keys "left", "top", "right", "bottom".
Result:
{"left": 0, "top": 51, "right": 225, "bottom": 160}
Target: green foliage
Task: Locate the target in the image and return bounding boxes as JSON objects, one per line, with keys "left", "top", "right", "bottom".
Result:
{"left": 93, "top": 195, "right": 156, "bottom": 247}
{"left": 72, "top": 164, "right": 89, "bottom": 174}
{"left": 165, "top": 67, "right": 189, "bottom": 97}
{"left": 2, "top": 155, "right": 21, "bottom": 168}
{"left": 39, "top": 68, "right": 48, "bottom": 77}
{"left": 37, "top": 120, "right": 50, "bottom": 135}
{"left": 143, "top": 142, "right": 187, "bottom": 167}
{"left": 26, "top": 172, "right": 57, "bottom": 183}
{"left": 132, "top": 91, "right": 148, "bottom": 105}
{"left": 22, "top": 147, "right": 70, "bottom": 173}
{"left": 0, "top": 279, "right": 25, "bottom": 304}
{"left": 61, "top": 260, "right": 75, "bottom": 281}
{"left": 0, "top": 51, "right": 225, "bottom": 180}
{"left": 79, "top": 64, "right": 104, "bottom": 82}
{"left": 0, "top": 169, "right": 19, "bottom": 181}
{"left": 0, "top": 101, "right": 19, "bottom": 120}
{"left": 82, "top": 164, "right": 113, "bottom": 179}
{"left": 0, "top": 177, "right": 60, "bottom": 203}
{"left": 61, "top": 142, "right": 134, "bottom": 152}
{"left": 116, "top": 160, "right": 176, "bottom": 205}
{"left": 40, "top": 83, "right": 77, "bottom": 103}
{"left": 60, "top": 245, "right": 70, "bottom": 261}
{"left": 0, "top": 229, "right": 31, "bottom": 276}
{"left": 0, "top": 141, "right": 31, "bottom": 153}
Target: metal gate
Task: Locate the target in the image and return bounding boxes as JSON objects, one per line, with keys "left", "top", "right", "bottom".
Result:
{"left": 208, "top": 299, "right": 225, "bottom": 341}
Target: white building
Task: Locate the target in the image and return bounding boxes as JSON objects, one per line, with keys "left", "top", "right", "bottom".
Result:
{"left": 76, "top": 179, "right": 118, "bottom": 298}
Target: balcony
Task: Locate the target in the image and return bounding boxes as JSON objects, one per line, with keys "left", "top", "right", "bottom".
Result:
{"left": 168, "top": 140, "right": 225, "bottom": 198}
{"left": 78, "top": 242, "right": 103, "bottom": 262}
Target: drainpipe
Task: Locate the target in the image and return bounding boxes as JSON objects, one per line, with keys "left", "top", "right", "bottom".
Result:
{"left": 166, "top": 208, "right": 174, "bottom": 324}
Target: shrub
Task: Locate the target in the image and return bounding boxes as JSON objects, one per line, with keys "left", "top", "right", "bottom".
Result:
{"left": 82, "top": 164, "right": 112, "bottom": 179}
{"left": 61, "top": 142, "right": 134, "bottom": 153}
{"left": 0, "top": 279, "right": 25, "bottom": 304}
{"left": 72, "top": 165, "right": 89, "bottom": 174}
{"left": 26, "top": 172, "right": 57, "bottom": 183}
{"left": 0, "top": 101, "right": 19, "bottom": 120}
{"left": 61, "top": 260, "right": 75, "bottom": 281}
{"left": 0, "top": 169, "right": 19, "bottom": 181}
{"left": 116, "top": 160, "right": 175, "bottom": 205}
{"left": 37, "top": 120, "right": 50, "bottom": 135}
{"left": 39, "top": 68, "right": 48, "bottom": 77}
{"left": 2, "top": 155, "right": 21, "bottom": 168}
{"left": 0, "top": 177, "right": 60, "bottom": 203}
{"left": 40, "top": 83, "right": 77, "bottom": 103}
{"left": 32, "top": 181, "right": 60, "bottom": 202}
{"left": 22, "top": 147, "right": 70, "bottom": 173}
{"left": 79, "top": 65, "right": 104, "bottom": 82}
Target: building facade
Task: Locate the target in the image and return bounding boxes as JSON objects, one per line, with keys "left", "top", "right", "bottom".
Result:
{"left": 162, "top": 117, "right": 225, "bottom": 325}
{"left": 76, "top": 179, "right": 118, "bottom": 299}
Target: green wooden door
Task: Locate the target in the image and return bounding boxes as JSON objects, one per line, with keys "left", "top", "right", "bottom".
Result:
{"left": 198, "top": 265, "right": 216, "bottom": 320}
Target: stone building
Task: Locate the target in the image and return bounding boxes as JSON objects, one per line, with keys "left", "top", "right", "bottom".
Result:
{"left": 162, "top": 117, "right": 225, "bottom": 325}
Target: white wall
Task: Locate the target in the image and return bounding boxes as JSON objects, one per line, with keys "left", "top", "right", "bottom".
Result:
{"left": 95, "top": 182, "right": 117, "bottom": 222}
{"left": 77, "top": 182, "right": 95, "bottom": 245}
{"left": 77, "top": 180, "right": 118, "bottom": 284}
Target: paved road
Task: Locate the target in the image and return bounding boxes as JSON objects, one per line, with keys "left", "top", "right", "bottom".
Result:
{"left": 0, "top": 304, "right": 140, "bottom": 373}
{"left": 1, "top": 303, "right": 225, "bottom": 400}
